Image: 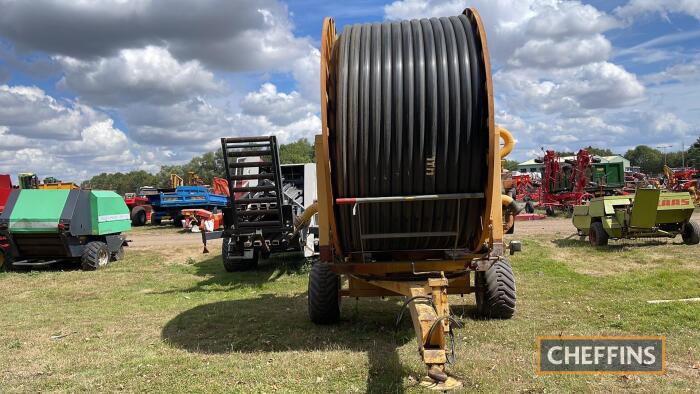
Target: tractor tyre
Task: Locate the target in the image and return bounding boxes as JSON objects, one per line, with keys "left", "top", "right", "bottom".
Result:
{"left": 308, "top": 262, "right": 341, "bottom": 324}
{"left": 151, "top": 215, "right": 162, "bottom": 225}
{"left": 682, "top": 220, "right": 700, "bottom": 245}
{"left": 525, "top": 201, "right": 535, "bottom": 214}
{"left": 111, "top": 245, "right": 125, "bottom": 262}
{"left": 131, "top": 206, "right": 147, "bottom": 226}
{"left": 545, "top": 206, "right": 555, "bottom": 216}
{"left": 589, "top": 222, "right": 609, "bottom": 246}
{"left": 81, "top": 241, "right": 110, "bottom": 270}
{"left": 222, "top": 238, "right": 259, "bottom": 272}
{"left": 475, "top": 259, "right": 516, "bottom": 319}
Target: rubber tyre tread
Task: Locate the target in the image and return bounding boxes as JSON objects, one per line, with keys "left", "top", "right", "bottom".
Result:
{"left": 525, "top": 201, "right": 535, "bottom": 214}
{"left": 682, "top": 220, "right": 700, "bottom": 245}
{"left": 81, "top": 241, "right": 109, "bottom": 271}
{"left": 131, "top": 206, "right": 147, "bottom": 226}
{"left": 308, "top": 263, "right": 341, "bottom": 324}
{"left": 477, "top": 259, "right": 516, "bottom": 319}
{"left": 589, "top": 222, "right": 609, "bottom": 246}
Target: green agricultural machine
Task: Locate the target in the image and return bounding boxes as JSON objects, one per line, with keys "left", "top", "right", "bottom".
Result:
{"left": 572, "top": 189, "right": 699, "bottom": 246}
{"left": 0, "top": 189, "right": 130, "bottom": 270}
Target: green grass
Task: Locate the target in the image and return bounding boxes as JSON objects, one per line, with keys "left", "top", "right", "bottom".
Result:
{"left": 1, "top": 231, "right": 699, "bottom": 393}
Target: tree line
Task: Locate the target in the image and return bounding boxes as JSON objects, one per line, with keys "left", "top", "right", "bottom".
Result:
{"left": 82, "top": 138, "right": 314, "bottom": 195}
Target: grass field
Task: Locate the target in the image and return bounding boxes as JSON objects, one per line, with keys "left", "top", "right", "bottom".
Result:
{"left": 1, "top": 221, "right": 699, "bottom": 393}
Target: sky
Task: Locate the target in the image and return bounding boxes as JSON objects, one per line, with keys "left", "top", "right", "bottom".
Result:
{"left": 0, "top": 0, "right": 699, "bottom": 182}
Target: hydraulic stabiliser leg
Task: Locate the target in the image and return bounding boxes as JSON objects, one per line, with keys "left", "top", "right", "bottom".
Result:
{"left": 369, "top": 277, "right": 462, "bottom": 390}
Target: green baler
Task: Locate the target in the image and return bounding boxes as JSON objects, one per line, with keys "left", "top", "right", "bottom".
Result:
{"left": 0, "top": 189, "right": 130, "bottom": 270}
{"left": 572, "top": 189, "right": 699, "bottom": 246}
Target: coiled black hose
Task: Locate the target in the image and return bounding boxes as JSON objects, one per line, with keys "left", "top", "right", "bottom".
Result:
{"left": 329, "top": 14, "right": 489, "bottom": 253}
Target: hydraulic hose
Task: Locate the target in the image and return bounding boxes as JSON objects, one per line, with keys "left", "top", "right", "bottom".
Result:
{"left": 328, "top": 14, "right": 489, "bottom": 252}
{"left": 498, "top": 126, "right": 514, "bottom": 159}
{"left": 291, "top": 202, "right": 318, "bottom": 237}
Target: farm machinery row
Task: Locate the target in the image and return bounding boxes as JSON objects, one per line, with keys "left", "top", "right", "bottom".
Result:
{"left": 509, "top": 149, "right": 626, "bottom": 215}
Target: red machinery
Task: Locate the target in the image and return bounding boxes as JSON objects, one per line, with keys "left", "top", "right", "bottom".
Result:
{"left": 665, "top": 166, "right": 700, "bottom": 205}
{"left": 1, "top": 174, "right": 14, "bottom": 268}
{"left": 0, "top": 174, "right": 12, "bottom": 214}
{"left": 181, "top": 208, "right": 223, "bottom": 232}
{"left": 512, "top": 174, "right": 540, "bottom": 202}
{"left": 537, "top": 149, "right": 593, "bottom": 215}
{"left": 124, "top": 187, "right": 155, "bottom": 226}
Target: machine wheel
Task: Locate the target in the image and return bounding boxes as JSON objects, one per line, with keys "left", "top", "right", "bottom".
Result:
{"left": 172, "top": 215, "right": 184, "bottom": 228}
{"left": 151, "top": 215, "right": 162, "bottom": 225}
{"left": 308, "top": 262, "right": 341, "bottom": 324}
{"left": 130, "top": 207, "right": 147, "bottom": 226}
{"left": 110, "top": 245, "right": 125, "bottom": 262}
{"left": 545, "top": 206, "right": 555, "bottom": 216}
{"left": 221, "top": 238, "right": 259, "bottom": 272}
{"left": 524, "top": 201, "right": 535, "bottom": 214}
{"left": 476, "top": 259, "right": 516, "bottom": 319}
{"left": 565, "top": 206, "right": 574, "bottom": 217}
{"left": 81, "top": 241, "right": 110, "bottom": 270}
{"left": 682, "top": 220, "right": 700, "bottom": 245}
{"left": 589, "top": 222, "right": 609, "bottom": 246}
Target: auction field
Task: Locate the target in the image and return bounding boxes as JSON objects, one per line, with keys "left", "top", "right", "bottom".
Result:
{"left": 1, "top": 217, "right": 699, "bottom": 393}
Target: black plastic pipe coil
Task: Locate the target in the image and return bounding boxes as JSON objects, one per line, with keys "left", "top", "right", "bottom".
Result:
{"left": 328, "top": 14, "right": 489, "bottom": 253}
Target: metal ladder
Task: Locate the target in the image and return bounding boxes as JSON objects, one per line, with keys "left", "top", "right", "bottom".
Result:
{"left": 221, "top": 136, "right": 286, "bottom": 231}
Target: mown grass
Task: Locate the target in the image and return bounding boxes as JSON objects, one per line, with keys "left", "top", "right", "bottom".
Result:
{"left": 0, "top": 228, "right": 698, "bottom": 393}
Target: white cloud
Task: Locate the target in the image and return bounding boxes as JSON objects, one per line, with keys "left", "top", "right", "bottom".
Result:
{"left": 509, "top": 35, "right": 611, "bottom": 69}
{"left": 0, "top": 84, "right": 102, "bottom": 139}
{"left": 644, "top": 56, "right": 700, "bottom": 85}
{"left": 56, "top": 46, "right": 223, "bottom": 106}
{"left": 240, "top": 83, "right": 316, "bottom": 126}
{"left": 496, "top": 62, "right": 645, "bottom": 114}
{"left": 615, "top": 0, "right": 700, "bottom": 22}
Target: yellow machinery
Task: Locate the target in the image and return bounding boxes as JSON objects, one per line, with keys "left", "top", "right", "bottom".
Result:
{"left": 37, "top": 182, "right": 79, "bottom": 190}
{"left": 187, "top": 171, "right": 205, "bottom": 186}
{"left": 311, "top": 8, "right": 520, "bottom": 389}
{"left": 170, "top": 174, "right": 184, "bottom": 188}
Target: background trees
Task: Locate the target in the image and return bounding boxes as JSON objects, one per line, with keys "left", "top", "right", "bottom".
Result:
{"left": 81, "top": 138, "right": 314, "bottom": 194}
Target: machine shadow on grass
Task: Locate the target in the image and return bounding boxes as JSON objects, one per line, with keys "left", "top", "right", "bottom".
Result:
{"left": 164, "top": 253, "right": 312, "bottom": 292}
{"left": 162, "top": 293, "right": 418, "bottom": 393}
{"left": 551, "top": 237, "right": 672, "bottom": 250}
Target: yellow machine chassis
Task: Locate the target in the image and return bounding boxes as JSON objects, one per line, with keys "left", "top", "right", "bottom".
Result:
{"left": 315, "top": 8, "right": 510, "bottom": 389}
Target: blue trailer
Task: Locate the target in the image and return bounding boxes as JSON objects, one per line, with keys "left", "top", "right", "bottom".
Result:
{"left": 147, "top": 186, "right": 228, "bottom": 226}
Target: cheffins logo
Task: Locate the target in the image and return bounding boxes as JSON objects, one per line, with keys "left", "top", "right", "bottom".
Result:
{"left": 537, "top": 336, "right": 665, "bottom": 375}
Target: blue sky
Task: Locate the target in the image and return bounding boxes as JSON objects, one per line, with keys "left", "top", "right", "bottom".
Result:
{"left": 0, "top": 0, "right": 699, "bottom": 182}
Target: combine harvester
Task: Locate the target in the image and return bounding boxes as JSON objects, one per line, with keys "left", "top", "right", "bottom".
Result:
{"left": 573, "top": 189, "right": 699, "bottom": 246}
{"left": 0, "top": 188, "right": 131, "bottom": 270}
{"left": 201, "top": 136, "right": 318, "bottom": 271}
{"left": 306, "top": 9, "right": 521, "bottom": 388}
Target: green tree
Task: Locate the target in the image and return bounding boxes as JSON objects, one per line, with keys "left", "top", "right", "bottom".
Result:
{"left": 503, "top": 159, "right": 519, "bottom": 171}
{"left": 687, "top": 137, "right": 700, "bottom": 170}
{"left": 583, "top": 146, "right": 616, "bottom": 156}
{"left": 279, "top": 138, "right": 314, "bottom": 164}
{"left": 624, "top": 145, "right": 664, "bottom": 174}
